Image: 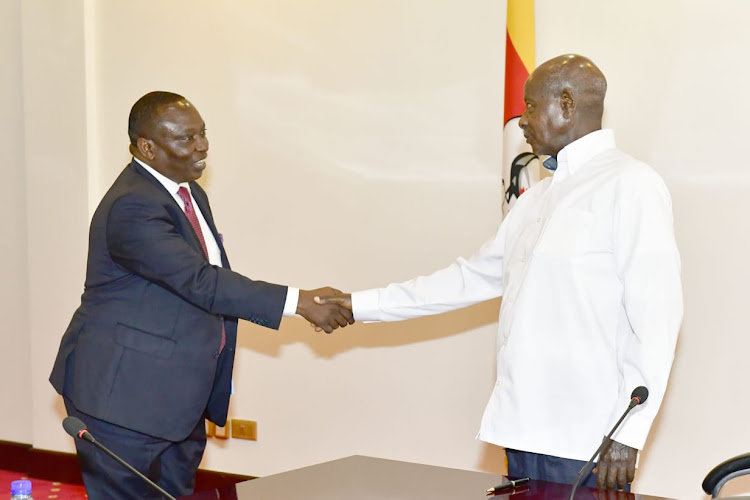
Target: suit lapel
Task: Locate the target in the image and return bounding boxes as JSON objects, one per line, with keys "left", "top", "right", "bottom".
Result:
{"left": 129, "top": 161, "right": 211, "bottom": 262}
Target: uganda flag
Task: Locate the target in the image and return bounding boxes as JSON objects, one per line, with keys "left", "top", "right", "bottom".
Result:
{"left": 501, "top": 0, "right": 537, "bottom": 216}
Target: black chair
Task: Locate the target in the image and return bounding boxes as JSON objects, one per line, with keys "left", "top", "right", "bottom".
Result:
{"left": 703, "top": 453, "right": 750, "bottom": 498}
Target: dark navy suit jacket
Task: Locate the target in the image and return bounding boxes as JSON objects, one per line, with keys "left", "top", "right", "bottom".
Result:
{"left": 50, "top": 160, "right": 287, "bottom": 441}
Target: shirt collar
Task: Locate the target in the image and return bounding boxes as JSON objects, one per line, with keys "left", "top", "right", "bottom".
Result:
{"left": 133, "top": 157, "right": 191, "bottom": 196}
{"left": 552, "top": 129, "right": 616, "bottom": 181}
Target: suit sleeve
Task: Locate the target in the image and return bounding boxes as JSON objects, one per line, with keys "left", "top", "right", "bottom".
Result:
{"left": 106, "top": 192, "right": 287, "bottom": 329}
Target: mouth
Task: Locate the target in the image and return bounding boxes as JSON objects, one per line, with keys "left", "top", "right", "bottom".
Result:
{"left": 194, "top": 157, "right": 207, "bottom": 169}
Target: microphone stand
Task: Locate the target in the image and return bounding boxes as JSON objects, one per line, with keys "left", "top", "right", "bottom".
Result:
{"left": 568, "top": 397, "right": 639, "bottom": 500}
{"left": 64, "top": 416, "right": 176, "bottom": 500}
{"left": 77, "top": 431, "right": 176, "bottom": 500}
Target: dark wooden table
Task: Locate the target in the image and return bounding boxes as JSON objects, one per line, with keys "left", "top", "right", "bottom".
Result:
{"left": 181, "top": 455, "right": 673, "bottom": 500}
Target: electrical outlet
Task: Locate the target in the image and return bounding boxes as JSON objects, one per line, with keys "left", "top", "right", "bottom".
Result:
{"left": 231, "top": 419, "right": 257, "bottom": 441}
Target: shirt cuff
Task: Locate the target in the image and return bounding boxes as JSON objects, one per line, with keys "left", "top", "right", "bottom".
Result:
{"left": 283, "top": 287, "right": 299, "bottom": 317}
{"left": 351, "top": 289, "right": 382, "bottom": 322}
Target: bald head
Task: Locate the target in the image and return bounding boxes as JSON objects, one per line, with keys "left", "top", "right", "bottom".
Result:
{"left": 519, "top": 54, "right": 607, "bottom": 157}
{"left": 532, "top": 54, "right": 606, "bottom": 120}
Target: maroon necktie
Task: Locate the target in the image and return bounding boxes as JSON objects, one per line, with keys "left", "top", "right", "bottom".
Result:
{"left": 177, "top": 186, "right": 226, "bottom": 354}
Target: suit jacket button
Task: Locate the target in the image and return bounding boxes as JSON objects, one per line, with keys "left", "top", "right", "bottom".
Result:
{"left": 212, "top": 350, "right": 219, "bottom": 358}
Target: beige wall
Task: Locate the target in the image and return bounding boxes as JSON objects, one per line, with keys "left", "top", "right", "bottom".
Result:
{"left": 5, "top": 1, "right": 750, "bottom": 499}
{"left": 0, "top": 0, "right": 30, "bottom": 444}
{"left": 15, "top": 0, "right": 92, "bottom": 454}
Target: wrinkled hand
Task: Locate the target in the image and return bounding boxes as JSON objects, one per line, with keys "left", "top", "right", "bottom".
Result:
{"left": 297, "top": 287, "right": 354, "bottom": 334}
{"left": 594, "top": 438, "right": 637, "bottom": 491}
{"left": 312, "top": 293, "right": 352, "bottom": 332}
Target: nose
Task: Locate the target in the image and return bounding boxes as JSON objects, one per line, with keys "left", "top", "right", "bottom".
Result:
{"left": 518, "top": 113, "right": 527, "bottom": 130}
{"left": 196, "top": 134, "right": 209, "bottom": 152}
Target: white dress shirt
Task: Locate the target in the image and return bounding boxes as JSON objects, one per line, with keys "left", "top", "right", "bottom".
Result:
{"left": 352, "top": 130, "right": 682, "bottom": 461}
{"left": 133, "top": 158, "right": 299, "bottom": 316}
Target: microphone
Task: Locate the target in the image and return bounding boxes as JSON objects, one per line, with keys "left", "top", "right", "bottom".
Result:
{"left": 62, "top": 416, "right": 176, "bottom": 500}
{"left": 568, "top": 386, "right": 649, "bottom": 500}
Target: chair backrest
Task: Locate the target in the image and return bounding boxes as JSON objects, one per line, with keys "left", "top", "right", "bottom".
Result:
{"left": 703, "top": 453, "right": 750, "bottom": 498}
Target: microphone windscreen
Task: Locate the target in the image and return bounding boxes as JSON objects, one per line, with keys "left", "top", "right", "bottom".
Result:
{"left": 631, "top": 386, "right": 649, "bottom": 404}
{"left": 62, "top": 416, "right": 87, "bottom": 438}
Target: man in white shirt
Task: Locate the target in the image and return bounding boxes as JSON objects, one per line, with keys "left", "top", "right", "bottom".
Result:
{"left": 316, "top": 55, "right": 682, "bottom": 491}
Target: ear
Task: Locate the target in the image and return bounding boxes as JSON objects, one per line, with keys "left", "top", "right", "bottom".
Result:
{"left": 560, "top": 88, "right": 575, "bottom": 119}
{"left": 136, "top": 137, "right": 156, "bottom": 160}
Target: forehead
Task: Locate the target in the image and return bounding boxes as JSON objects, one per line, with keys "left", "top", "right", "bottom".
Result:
{"left": 523, "top": 73, "right": 546, "bottom": 100}
{"left": 156, "top": 102, "right": 204, "bottom": 134}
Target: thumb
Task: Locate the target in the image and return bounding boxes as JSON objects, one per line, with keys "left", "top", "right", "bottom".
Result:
{"left": 314, "top": 294, "right": 353, "bottom": 309}
{"left": 315, "top": 295, "right": 341, "bottom": 305}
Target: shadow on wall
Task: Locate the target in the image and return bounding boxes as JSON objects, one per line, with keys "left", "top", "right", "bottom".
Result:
{"left": 236, "top": 298, "right": 501, "bottom": 359}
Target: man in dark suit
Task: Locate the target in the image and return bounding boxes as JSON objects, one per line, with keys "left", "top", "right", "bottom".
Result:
{"left": 50, "top": 91, "right": 353, "bottom": 499}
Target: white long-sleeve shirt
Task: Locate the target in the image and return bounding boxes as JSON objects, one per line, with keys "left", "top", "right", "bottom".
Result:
{"left": 352, "top": 129, "right": 682, "bottom": 461}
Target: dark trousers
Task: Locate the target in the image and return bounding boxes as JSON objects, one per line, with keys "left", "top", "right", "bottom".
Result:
{"left": 65, "top": 399, "right": 207, "bottom": 500}
{"left": 506, "top": 448, "right": 603, "bottom": 489}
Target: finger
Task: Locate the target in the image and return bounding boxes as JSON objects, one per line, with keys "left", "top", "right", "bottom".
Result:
{"left": 335, "top": 306, "right": 354, "bottom": 325}
{"left": 315, "top": 295, "right": 345, "bottom": 307}
{"left": 616, "top": 464, "right": 627, "bottom": 490}
{"left": 319, "top": 321, "right": 334, "bottom": 334}
{"left": 596, "top": 461, "right": 608, "bottom": 490}
{"left": 606, "top": 459, "right": 618, "bottom": 490}
{"left": 339, "top": 306, "right": 355, "bottom": 324}
{"left": 626, "top": 460, "right": 636, "bottom": 484}
{"left": 333, "top": 311, "right": 349, "bottom": 328}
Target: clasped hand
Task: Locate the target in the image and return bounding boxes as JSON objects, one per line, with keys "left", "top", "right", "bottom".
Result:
{"left": 297, "top": 288, "right": 354, "bottom": 333}
{"left": 309, "top": 292, "right": 352, "bottom": 332}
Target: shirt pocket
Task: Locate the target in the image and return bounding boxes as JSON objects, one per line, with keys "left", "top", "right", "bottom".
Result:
{"left": 533, "top": 208, "right": 594, "bottom": 256}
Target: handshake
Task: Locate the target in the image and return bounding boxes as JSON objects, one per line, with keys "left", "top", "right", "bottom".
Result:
{"left": 296, "top": 287, "right": 353, "bottom": 333}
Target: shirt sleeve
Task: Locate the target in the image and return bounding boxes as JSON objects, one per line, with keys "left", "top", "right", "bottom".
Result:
{"left": 352, "top": 221, "right": 507, "bottom": 322}
{"left": 283, "top": 287, "right": 299, "bottom": 316}
{"left": 608, "top": 169, "right": 683, "bottom": 449}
